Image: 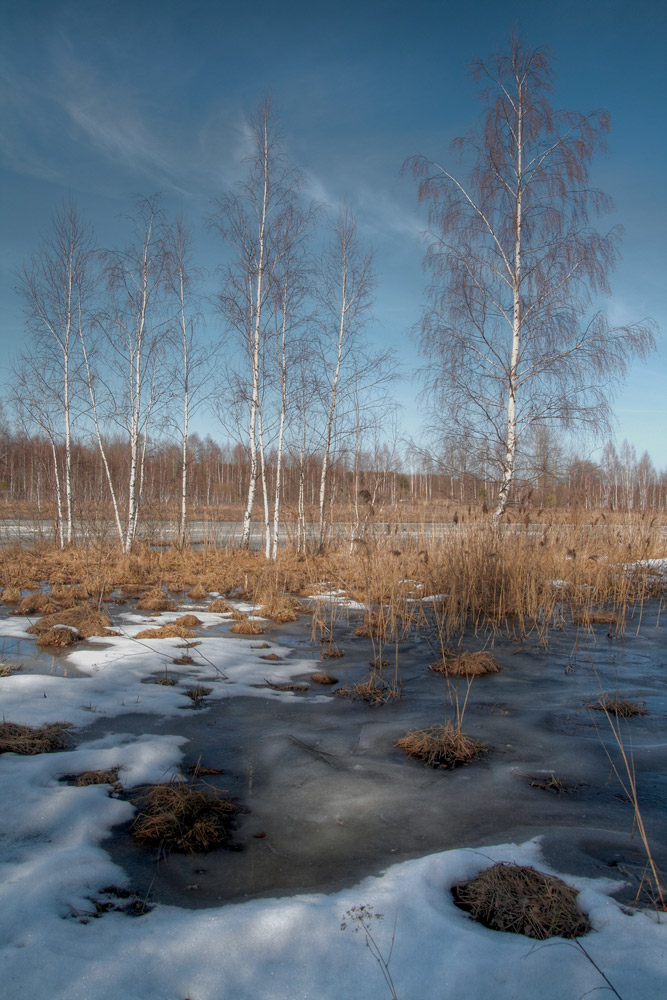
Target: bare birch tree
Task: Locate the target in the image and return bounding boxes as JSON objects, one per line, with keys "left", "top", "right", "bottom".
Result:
{"left": 17, "top": 200, "right": 94, "bottom": 544}
{"left": 210, "top": 96, "right": 302, "bottom": 550}
{"left": 315, "top": 203, "right": 377, "bottom": 549}
{"left": 406, "top": 34, "right": 656, "bottom": 518}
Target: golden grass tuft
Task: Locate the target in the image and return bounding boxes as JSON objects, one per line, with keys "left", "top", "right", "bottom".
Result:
{"left": 207, "top": 598, "right": 235, "bottom": 613}
{"left": 136, "top": 590, "right": 177, "bottom": 612}
{"left": 184, "top": 685, "right": 213, "bottom": 702}
{"left": 452, "top": 862, "right": 590, "bottom": 939}
{"left": 36, "top": 625, "right": 81, "bottom": 647}
{"left": 1, "top": 586, "right": 21, "bottom": 604}
{"left": 135, "top": 624, "right": 197, "bottom": 640}
{"left": 0, "top": 721, "right": 74, "bottom": 755}
{"left": 395, "top": 724, "right": 488, "bottom": 768}
{"left": 321, "top": 642, "right": 345, "bottom": 659}
{"left": 131, "top": 781, "right": 238, "bottom": 853}
{"left": 587, "top": 694, "right": 647, "bottom": 717}
{"left": 354, "top": 612, "right": 387, "bottom": 638}
{"left": 171, "top": 614, "right": 202, "bottom": 627}
{"left": 571, "top": 607, "right": 622, "bottom": 626}
{"left": 18, "top": 592, "right": 61, "bottom": 615}
{"left": 187, "top": 584, "right": 208, "bottom": 600}
{"left": 310, "top": 672, "right": 338, "bottom": 685}
{"left": 26, "top": 605, "right": 113, "bottom": 639}
{"left": 65, "top": 767, "right": 121, "bottom": 787}
{"left": 257, "top": 594, "right": 301, "bottom": 623}
{"left": 336, "top": 675, "right": 400, "bottom": 705}
{"left": 430, "top": 650, "right": 503, "bottom": 677}
{"left": 230, "top": 619, "right": 266, "bottom": 635}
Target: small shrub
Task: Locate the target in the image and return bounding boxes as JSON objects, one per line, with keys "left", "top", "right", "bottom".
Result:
{"left": 452, "top": 862, "right": 590, "bottom": 939}
{"left": 395, "top": 724, "right": 488, "bottom": 769}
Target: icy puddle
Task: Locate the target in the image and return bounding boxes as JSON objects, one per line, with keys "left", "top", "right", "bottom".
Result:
{"left": 44, "top": 600, "right": 665, "bottom": 910}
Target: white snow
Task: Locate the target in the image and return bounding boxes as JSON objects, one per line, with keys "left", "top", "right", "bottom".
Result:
{"left": 1, "top": 610, "right": 665, "bottom": 1000}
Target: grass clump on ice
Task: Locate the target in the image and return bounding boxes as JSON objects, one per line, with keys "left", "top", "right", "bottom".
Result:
{"left": 172, "top": 614, "right": 202, "bottom": 627}
{"left": 0, "top": 721, "right": 74, "bottom": 755}
{"left": 136, "top": 589, "right": 177, "bottom": 612}
{"left": 336, "top": 675, "right": 400, "bottom": 705}
{"left": 395, "top": 724, "right": 488, "bottom": 769}
{"left": 131, "top": 780, "right": 238, "bottom": 853}
{"left": 135, "top": 624, "right": 196, "bottom": 640}
{"left": 452, "top": 862, "right": 590, "bottom": 939}
{"left": 310, "top": 672, "right": 339, "bottom": 685}
{"left": 430, "top": 650, "right": 502, "bottom": 677}
{"left": 257, "top": 594, "right": 302, "bottom": 622}
{"left": 26, "top": 604, "right": 113, "bottom": 639}
{"left": 64, "top": 767, "right": 122, "bottom": 788}
{"left": 230, "top": 619, "right": 266, "bottom": 635}
{"left": 36, "top": 625, "right": 80, "bottom": 647}
{"left": 586, "top": 694, "right": 647, "bottom": 717}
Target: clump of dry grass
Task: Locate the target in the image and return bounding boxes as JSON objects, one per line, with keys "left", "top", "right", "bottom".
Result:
{"left": 131, "top": 781, "right": 238, "bottom": 853}
{"left": 26, "top": 605, "right": 113, "bottom": 639}
{"left": 17, "top": 592, "right": 60, "bottom": 615}
{"left": 50, "top": 583, "right": 91, "bottom": 607}
{"left": 310, "top": 672, "right": 338, "bottom": 685}
{"left": 395, "top": 724, "right": 488, "bottom": 768}
{"left": 587, "top": 694, "right": 647, "bottom": 717}
{"left": 1, "top": 586, "right": 21, "bottom": 604}
{"left": 230, "top": 619, "right": 266, "bottom": 635}
{"left": 187, "top": 584, "right": 208, "bottom": 600}
{"left": 136, "top": 590, "right": 177, "bottom": 612}
{"left": 207, "top": 598, "right": 234, "bottom": 613}
{"left": 430, "top": 650, "right": 502, "bottom": 677}
{"left": 0, "top": 662, "right": 17, "bottom": 676}
{"left": 155, "top": 676, "right": 177, "bottom": 686}
{"left": 257, "top": 594, "right": 301, "bottom": 622}
{"left": 264, "top": 679, "right": 309, "bottom": 692}
{"left": 321, "top": 642, "right": 345, "bottom": 659}
{"left": 64, "top": 767, "right": 121, "bottom": 787}
{"left": 571, "top": 607, "right": 622, "bottom": 626}
{"left": 336, "top": 675, "right": 400, "bottom": 705}
{"left": 36, "top": 625, "right": 81, "bottom": 647}
{"left": 184, "top": 685, "right": 213, "bottom": 703}
{"left": 135, "top": 624, "right": 197, "bottom": 640}
{"left": 354, "top": 612, "right": 387, "bottom": 639}
{"left": 452, "top": 863, "right": 590, "bottom": 939}
{"left": 172, "top": 614, "right": 202, "bottom": 627}
{"left": 0, "top": 721, "right": 73, "bottom": 755}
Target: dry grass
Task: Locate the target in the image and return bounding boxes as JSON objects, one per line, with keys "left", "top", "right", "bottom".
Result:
{"left": 429, "top": 650, "right": 503, "bottom": 677}
{"left": 230, "top": 619, "right": 266, "bottom": 635}
{"left": 1, "top": 586, "right": 21, "bottom": 604}
{"left": 336, "top": 675, "right": 401, "bottom": 705}
{"left": 187, "top": 584, "right": 208, "bottom": 600}
{"left": 310, "top": 672, "right": 339, "bottom": 685}
{"left": 135, "top": 624, "right": 197, "bottom": 640}
{"left": 264, "top": 679, "right": 309, "bottom": 692}
{"left": 64, "top": 767, "right": 121, "bottom": 787}
{"left": 587, "top": 694, "right": 647, "bottom": 718}
{"left": 36, "top": 625, "right": 80, "bottom": 647}
{"left": 0, "top": 721, "right": 74, "bottom": 755}
{"left": 26, "top": 605, "right": 113, "bottom": 639}
{"left": 171, "top": 614, "right": 202, "bottom": 627}
{"left": 207, "top": 598, "right": 235, "bottom": 613}
{"left": 452, "top": 863, "right": 590, "bottom": 939}
{"left": 17, "top": 592, "right": 60, "bottom": 615}
{"left": 257, "top": 594, "right": 302, "bottom": 622}
{"left": 354, "top": 613, "right": 387, "bottom": 638}
{"left": 155, "top": 676, "right": 177, "bottom": 686}
{"left": 184, "top": 685, "right": 213, "bottom": 702}
{"left": 395, "top": 724, "right": 488, "bottom": 769}
{"left": 136, "top": 590, "right": 177, "bottom": 612}
{"left": 131, "top": 781, "right": 238, "bottom": 853}
{"left": 321, "top": 642, "right": 345, "bottom": 659}
{"left": 572, "top": 607, "right": 622, "bottom": 626}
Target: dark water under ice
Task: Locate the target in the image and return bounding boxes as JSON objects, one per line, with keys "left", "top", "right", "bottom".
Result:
{"left": 72, "top": 600, "right": 667, "bottom": 909}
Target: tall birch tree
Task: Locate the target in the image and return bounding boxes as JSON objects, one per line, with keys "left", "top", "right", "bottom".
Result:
{"left": 407, "top": 35, "right": 655, "bottom": 518}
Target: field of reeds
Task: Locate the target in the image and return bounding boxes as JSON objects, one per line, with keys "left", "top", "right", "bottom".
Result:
{"left": 0, "top": 510, "right": 664, "bottom": 646}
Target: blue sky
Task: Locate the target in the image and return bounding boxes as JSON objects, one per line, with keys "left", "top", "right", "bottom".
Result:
{"left": 1, "top": 0, "right": 665, "bottom": 467}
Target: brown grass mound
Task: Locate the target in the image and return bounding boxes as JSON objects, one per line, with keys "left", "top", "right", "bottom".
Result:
{"left": 430, "top": 651, "right": 502, "bottom": 677}
{"left": 184, "top": 685, "right": 213, "bottom": 702}
{"left": 26, "top": 605, "right": 113, "bottom": 639}
{"left": 64, "top": 767, "right": 121, "bottom": 787}
{"left": 0, "top": 721, "right": 73, "bottom": 755}
{"left": 50, "top": 584, "right": 91, "bottom": 607}
{"left": 310, "top": 672, "right": 339, "bottom": 685}
{"left": 135, "top": 625, "right": 197, "bottom": 640}
{"left": 1, "top": 586, "right": 21, "bottom": 604}
{"left": 18, "top": 592, "right": 61, "bottom": 615}
{"left": 587, "top": 694, "right": 647, "bottom": 717}
{"left": 572, "top": 607, "right": 621, "bottom": 626}
{"left": 452, "top": 863, "right": 590, "bottom": 939}
{"left": 395, "top": 724, "right": 489, "bottom": 768}
{"left": 132, "top": 781, "right": 238, "bottom": 853}
{"left": 257, "top": 594, "right": 301, "bottom": 623}
{"left": 337, "top": 676, "right": 400, "bottom": 705}
{"left": 36, "top": 625, "right": 81, "bottom": 647}
{"left": 230, "top": 619, "right": 266, "bottom": 635}
{"left": 207, "top": 598, "right": 234, "bottom": 613}
{"left": 187, "top": 584, "right": 208, "bottom": 600}
{"left": 354, "top": 613, "right": 387, "bottom": 638}
{"left": 172, "top": 614, "right": 202, "bottom": 627}
{"left": 321, "top": 643, "right": 345, "bottom": 659}
{"left": 136, "top": 590, "right": 177, "bottom": 612}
